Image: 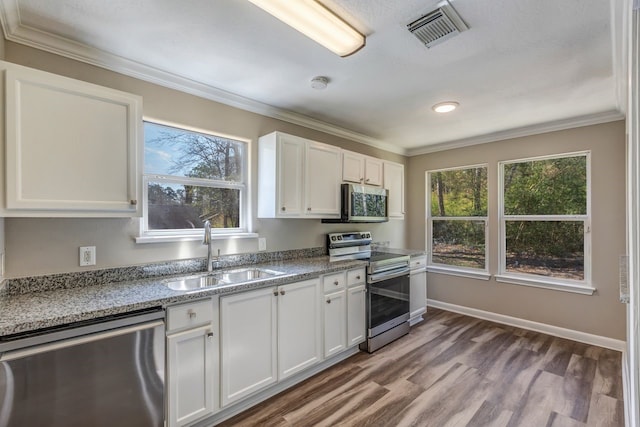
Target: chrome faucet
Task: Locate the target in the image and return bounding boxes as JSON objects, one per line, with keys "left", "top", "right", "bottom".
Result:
{"left": 203, "top": 220, "right": 213, "bottom": 272}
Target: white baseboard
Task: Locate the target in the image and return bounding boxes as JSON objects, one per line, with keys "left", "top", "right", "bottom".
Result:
{"left": 427, "top": 299, "right": 626, "bottom": 351}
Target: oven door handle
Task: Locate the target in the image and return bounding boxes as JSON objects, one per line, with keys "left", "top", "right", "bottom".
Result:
{"left": 368, "top": 267, "right": 410, "bottom": 284}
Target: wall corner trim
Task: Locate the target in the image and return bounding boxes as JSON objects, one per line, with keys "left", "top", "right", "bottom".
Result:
{"left": 427, "top": 299, "right": 626, "bottom": 351}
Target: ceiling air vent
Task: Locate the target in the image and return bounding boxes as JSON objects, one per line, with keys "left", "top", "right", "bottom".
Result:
{"left": 407, "top": 0, "right": 469, "bottom": 48}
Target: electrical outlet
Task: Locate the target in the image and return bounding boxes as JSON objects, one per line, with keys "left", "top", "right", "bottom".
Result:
{"left": 79, "top": 246, "right": 96, "bottom": 267}
{"left": 258, "top": 238, "right": 267, "bottom": 251}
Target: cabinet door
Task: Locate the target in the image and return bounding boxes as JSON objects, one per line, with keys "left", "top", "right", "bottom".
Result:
{"left": 364, "top": 157, "right": 383, "bottom": 186}
{"left": 3, "top": 62, "right": 142, "bottom": 216}
{"left": 276, "top": 136, "right": 305, "bottom": 216}
{"left": 384, "top": 161, "right": 405, "bottom": 218}
{"left": 323, "top": 290, "right": 347, "bottom": 358}
{"left": 347, "top": 285, "right": 367, "bottom": 347}
{"left": 305, "top": 141, "right": 341, "bottom": 217}
{"left": 167, "top": 325, "right": 216, "bottom": 427}
{"left": 220, "top": 287, "right": 278, "bottom": 407}
{"left": 278, "top": 279, "right": 322, "bottom": 380}
{"left": 342, "top": 151, "right": 365, "bottom": 183}
{"left": 410, "top": 271, "right": 427, "bottom": 325}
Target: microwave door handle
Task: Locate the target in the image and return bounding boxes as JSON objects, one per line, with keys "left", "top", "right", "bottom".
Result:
{"left": 368, "top": 267, "right": 410, "bottom": 284}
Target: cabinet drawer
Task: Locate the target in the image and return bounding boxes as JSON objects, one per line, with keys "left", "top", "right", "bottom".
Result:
{"left": 323, "top": 272, "right": 346, "bottom": 293}
{"left": 167, "top": 299, "right": 214, "bottom": 333}
{"left": 346, "top": 268, "right": 366, "bottom": 287}
{"left": 410, "top": 256, "right": 427, "bottom": 270}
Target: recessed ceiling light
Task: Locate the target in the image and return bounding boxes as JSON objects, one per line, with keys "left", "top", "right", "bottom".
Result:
{"left": 432, "top": 101, "right": 459, "bottom": 113}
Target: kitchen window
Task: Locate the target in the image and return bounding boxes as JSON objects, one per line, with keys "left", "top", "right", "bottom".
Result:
{"left": 426, "top": 165, "right": 489, "bottom": 278}
{"left": 496, "top": 152, "right": 593, "bottom": 294}
{"left": 138, "top": 121, "right": 250, "bottom": 242}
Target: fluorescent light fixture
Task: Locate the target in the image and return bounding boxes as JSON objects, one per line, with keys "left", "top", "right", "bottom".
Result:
{"left": 432, "top": 101, "right": 459, "bottom": 113}
{"left": 247, "top": 0, "right": 365, "bottom": 57}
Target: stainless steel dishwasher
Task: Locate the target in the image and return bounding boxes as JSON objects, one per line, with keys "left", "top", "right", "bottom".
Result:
{"left": 0, "top": 308, "right": 165, "bottom": 427}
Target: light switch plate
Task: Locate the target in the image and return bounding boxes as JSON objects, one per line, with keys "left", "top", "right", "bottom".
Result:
{"left": 258, "top": 238, "right": 266, "bottom": 251}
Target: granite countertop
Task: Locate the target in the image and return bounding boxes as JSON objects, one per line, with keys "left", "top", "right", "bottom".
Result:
{"left": 0, "top": 256, "right": 367, "bottom": 337}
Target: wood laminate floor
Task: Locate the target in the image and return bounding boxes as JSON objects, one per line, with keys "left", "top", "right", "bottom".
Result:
{"left": 219, "top": 308, "right": 625, "bottom": 427}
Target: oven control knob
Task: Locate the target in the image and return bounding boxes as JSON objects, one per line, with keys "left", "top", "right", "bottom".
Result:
{"left": 338, "top": 236, "right": 342, "bottom": 240}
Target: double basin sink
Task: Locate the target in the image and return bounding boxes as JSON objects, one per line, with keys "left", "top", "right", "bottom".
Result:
{"left": 165, "top": 267, "right": 286, "bottom": 292}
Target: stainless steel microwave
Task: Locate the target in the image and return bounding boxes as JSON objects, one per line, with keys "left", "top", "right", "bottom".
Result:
{"left": 323, "top": 183, "right": 389, "bottom": 223}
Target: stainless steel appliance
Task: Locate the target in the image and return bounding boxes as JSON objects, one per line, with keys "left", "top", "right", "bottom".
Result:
{"left": 0, "top": 309, "right": 165, "bottom": 427}
{"left": 328, "top": 232, "right": 411, "bottom": 352}
{"left": 322, "top": 184, "right": 388, "bottom": 223}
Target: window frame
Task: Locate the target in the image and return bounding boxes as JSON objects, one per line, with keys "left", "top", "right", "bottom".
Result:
{"left": 496, "top": 151, "right": 593, "bottom": 294}
{"left": 137, "top": 119, "right": 253, "bottom": 243}
{"left": 426, "top": 164, "right": 490, "bottom": 279}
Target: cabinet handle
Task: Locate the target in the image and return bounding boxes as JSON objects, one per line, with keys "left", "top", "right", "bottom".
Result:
{"left": 366, "top": 178, "right": 370, "bottom": 182}
{"left": 281, "top": 207, "right": 286, "bottom": 211}
{"left": 334, "top": 280, "right": 339, "bottom": 286}
{"left": 307, "top": 207, "right": 311, "bottom": 211}
{"left": 356, "top": 275, "right": 361, "bottom": 280}
{"left": 273, "top": 290, "right": 278, "bottom": 296}
{"left": 187, "top": 309, "right": 196, "bottom": 319}
{"left": 280, "top": 290, "right": 285, "bottom": 296}
{"left": 130, "top": 199, "right": 137, "bottom": 205}
{"left": 207, "top": 331, "right": 214, "bottom": 338}
{"left": 326, "top": 298, "right": 331, "bottom": 304}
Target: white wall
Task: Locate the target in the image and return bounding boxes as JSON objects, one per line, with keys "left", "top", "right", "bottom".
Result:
{"left": 3, "top": 42, "right": 407, "bottom": 277}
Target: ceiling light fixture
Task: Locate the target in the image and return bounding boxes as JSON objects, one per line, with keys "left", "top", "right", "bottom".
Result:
{"left": 247, "top": 0, "right": 365, "bottom": 57}
{"left": 432, "top": 101, "right": 459, "bottom": 113}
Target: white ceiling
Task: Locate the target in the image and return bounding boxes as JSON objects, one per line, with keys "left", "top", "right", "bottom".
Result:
{"left": 0, "top": 0, "right": 626, "bottom": 155}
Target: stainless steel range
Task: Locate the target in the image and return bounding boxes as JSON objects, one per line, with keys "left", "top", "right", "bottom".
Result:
{"left": 328, "top": 232, "right": 411, "bottom": 353}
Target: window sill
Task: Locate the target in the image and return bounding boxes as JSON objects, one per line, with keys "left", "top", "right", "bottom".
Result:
{"left": 494, "top": 274, "right": 595, "bottom": 295}
{"left": 135, "top": 232, "right": 259, "bottom": 244}
{"left": 426, "top": 266, "right": 491, "bottom": 281}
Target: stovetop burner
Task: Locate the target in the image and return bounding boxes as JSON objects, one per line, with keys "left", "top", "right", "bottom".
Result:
{"left": 368, "top": 251, "right": 406, "bottom": 262}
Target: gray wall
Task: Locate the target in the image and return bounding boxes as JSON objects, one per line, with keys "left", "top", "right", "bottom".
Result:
{"left": 407, "top": 121, "right": 626, "bottom": 340}
{"left": 3, "top": 42, "right": 407, "bottom": 277}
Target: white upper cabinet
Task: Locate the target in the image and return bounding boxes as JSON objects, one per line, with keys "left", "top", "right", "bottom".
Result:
{"left": 0, "top": 61, "right": 143, "bottom": 217}
{"left": 384, "top": 161, "right": 405, "bottom": 219}
{"left": 277, "top": 135, "right": 305, "bottom": 216}
{"left": 258, "top": 131, "right": 340, "bottom": 219}
{"left": 305, "top": 141, "right": 341, "bottom": 216}
{"left": 364, "top": 157, "right": 384, "bottom": 186}
{"left": 341, "top": 150, "right": 383, "bottom": 186}
{"left": 342, "top": 151, "right": 365, "bottom": 183}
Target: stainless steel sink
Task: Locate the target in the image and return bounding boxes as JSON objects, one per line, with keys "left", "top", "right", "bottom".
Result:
{"left": 165, "top": 275, "right": 226, "bottom": 291}
{"left": 219, "top": 268, "right": 283, "bottom": 283}
{"left": 165, "top": 268, "right": 285, "bottom": 291}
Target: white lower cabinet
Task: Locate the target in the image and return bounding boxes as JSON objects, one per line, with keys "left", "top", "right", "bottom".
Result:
{"left": 409, "top": 256, "right": 428, "bottom": 326}
{"left": 323, "top": 289, "right": 347, "bottom": 358}
{"left": 166, "top": 298, "right": 219, "bottom": 427}
{"left": 220, "top": 278, "right": 321, "bottom": 407}
{"left": 347, "top": 284, "right": 367, "bottom": 346}
{"left": 220, "top": 287, "right": 277, "bottom": 407}
{"left": 323, "top": 268, "right": 366, "bottom": 358}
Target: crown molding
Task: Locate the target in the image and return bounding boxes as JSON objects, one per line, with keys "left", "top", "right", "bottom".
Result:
{"left": 0, "top": 0, "right": 406, "bottom": 156}
{"left": 406, "top": 110, "right": 625, "bottom": 156}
